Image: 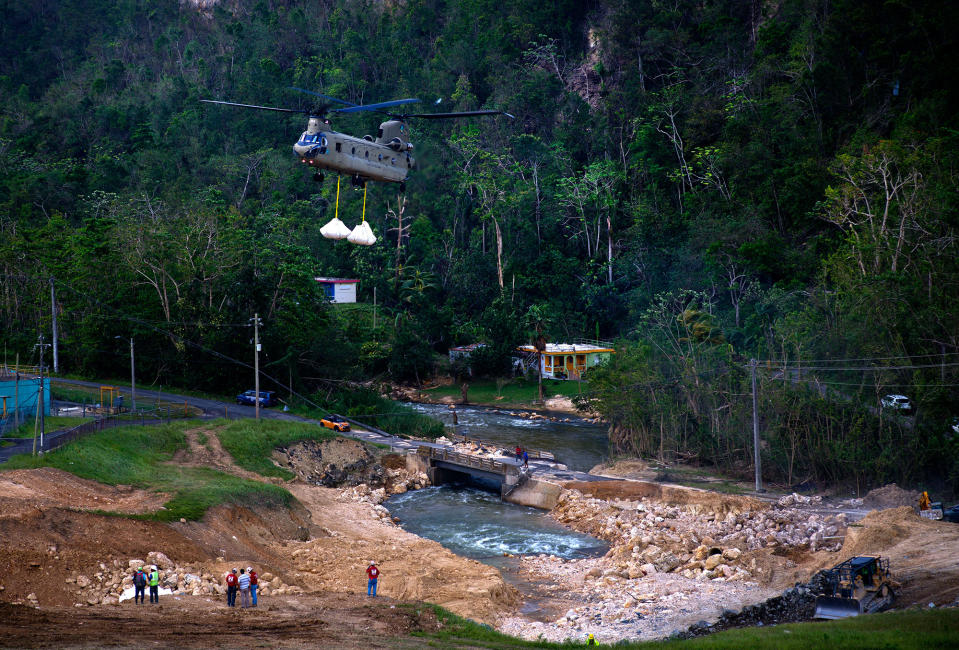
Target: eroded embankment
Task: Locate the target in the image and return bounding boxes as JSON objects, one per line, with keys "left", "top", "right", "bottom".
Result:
{"left": 0, "top": 432, "right": 518, "bottom": 627}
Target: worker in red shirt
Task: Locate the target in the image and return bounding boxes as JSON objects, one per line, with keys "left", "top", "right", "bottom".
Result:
{"left": 248, "top": 566, "right": 259, "bottom": 607}
{"left": 366, "top": 561, "right": 379, "bottom": 597}
{"left": 225, "top": 568, "right": 238, "bottom": 607}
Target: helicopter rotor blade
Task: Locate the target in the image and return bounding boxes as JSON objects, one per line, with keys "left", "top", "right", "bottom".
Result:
{"left": 335, "top": 98, "right": 421, "bottom": 114}
{"left": 399, "top": 109, "right": 515, "bottom": 120}
{"left": 201, "top": 99, "right": 308, "bottom": 115}
{"left": 288, "top": 87, "right": 357, "bottom": 107}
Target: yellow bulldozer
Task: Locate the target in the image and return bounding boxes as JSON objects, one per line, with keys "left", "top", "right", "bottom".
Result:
{"left": 813, "top": 555, "right": 896, "bottom": 619}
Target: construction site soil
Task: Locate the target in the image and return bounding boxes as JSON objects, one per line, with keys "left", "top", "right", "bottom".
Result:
{"left": 1, "top": 425, "right": 958, "bottom": 647}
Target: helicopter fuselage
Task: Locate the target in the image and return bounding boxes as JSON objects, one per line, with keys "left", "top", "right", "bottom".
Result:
{"left": 293, "top": 117, "right": 415, "bottom": 184}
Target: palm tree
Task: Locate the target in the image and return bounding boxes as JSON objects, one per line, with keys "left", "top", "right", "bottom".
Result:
{"left": 524, "top": 304, "right": 552, "bottom": 404}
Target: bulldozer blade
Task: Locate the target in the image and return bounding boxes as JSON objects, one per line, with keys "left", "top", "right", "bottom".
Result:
{"left": 814, "top": 596, "right": 863, "bottom": 619}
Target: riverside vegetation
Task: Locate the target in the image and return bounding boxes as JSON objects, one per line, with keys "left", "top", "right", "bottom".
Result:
{"left": 2, "top": 0, "right": 958, "bottom": 492}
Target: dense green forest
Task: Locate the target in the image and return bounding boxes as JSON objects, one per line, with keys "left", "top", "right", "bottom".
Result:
{"left": 2, "top": 0, "right": 957, "bottom": 491}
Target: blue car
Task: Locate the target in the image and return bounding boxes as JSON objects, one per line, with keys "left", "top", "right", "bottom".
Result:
{"left": 236, "top": 390, "right": 277, "bottom": 407}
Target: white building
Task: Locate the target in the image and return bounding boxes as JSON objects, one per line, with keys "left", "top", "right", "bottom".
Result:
{"left": 315, "top": 277, "right": 359, "bottom": 303}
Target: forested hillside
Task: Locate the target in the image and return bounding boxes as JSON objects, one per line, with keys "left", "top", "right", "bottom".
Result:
{"left": 2, "top": 0, "right": 957, "bottom": 490}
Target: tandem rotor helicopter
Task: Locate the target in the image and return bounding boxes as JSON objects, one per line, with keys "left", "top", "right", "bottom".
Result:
{"left": 202, "top": 88, "right": 513, "bottom": 245}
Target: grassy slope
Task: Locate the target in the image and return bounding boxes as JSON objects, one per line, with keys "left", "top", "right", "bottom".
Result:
{"left": 4, "top": 416, "right": 88, "bottom": 438}
{"left": 215, "top": 418, "right": 339, "bottom": 479}
{"left": 418, "top": 606, "right": 959, "bottom": 648}
{"left": 1, "top": 421, "right": 293, "bottom": 520}
{"left": 422, "top": 378, "right": 588, "bottom": 407}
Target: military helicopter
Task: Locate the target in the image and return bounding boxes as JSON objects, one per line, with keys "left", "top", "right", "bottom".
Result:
{"left": 201, "top": 88, "right": 513, "bottom": 192}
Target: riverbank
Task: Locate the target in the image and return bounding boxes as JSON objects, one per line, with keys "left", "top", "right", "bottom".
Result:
{"left": 387, "top": 378, "right": 596, "bottom": 417}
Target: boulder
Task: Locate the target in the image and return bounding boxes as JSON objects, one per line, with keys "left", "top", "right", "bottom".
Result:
{"left": 146, "top": 551, "right": 174, "bottom": 571}
{"left": 654, "top": 552, "right": 682, "bottom": 573}
{"left": 76, "top": 575, "right": 91, "bottom": 588}
{"left": 722, "top": 547, "right": 742, "bottom": 561}
{"left": 704, "top": 554, "right": 723, "bottom": 571}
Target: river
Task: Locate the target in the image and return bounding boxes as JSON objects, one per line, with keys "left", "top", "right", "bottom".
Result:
{"left": 406, "top": 402, "right": 610, "bottom": 472}
{"left": 388, "top": 403, "right": 610, "bottom": 617}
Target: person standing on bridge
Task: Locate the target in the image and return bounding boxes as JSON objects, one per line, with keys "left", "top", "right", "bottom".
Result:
{"left": 366, "top": 560, "right": 380, "bottom": 597}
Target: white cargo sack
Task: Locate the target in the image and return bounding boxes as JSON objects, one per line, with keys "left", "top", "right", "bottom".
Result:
{"left": 347, "top": 221, "right": 376, "bottom": 246}
{"left": 320, "top": 217, "right": 352, "bottom": 240}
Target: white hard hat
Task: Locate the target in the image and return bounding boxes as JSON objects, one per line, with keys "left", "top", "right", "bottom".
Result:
{"left": 247, "top": 566, "right": 253, "bottom": 572}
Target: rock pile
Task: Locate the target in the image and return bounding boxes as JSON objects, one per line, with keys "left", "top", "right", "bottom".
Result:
{"left": 339, "top": 468, "right": 430, "bottom": 521}
{"left": 681, "top": 583, "right": 817, "bottom": 638}
{"left": 65, "top": 551, "right": 296, "bottom": 606}
{"left": 274, "top": 439, "right": 387, "bottom": 488}
{"left": 551, "top": 489, "right": 846, "bottom": 585}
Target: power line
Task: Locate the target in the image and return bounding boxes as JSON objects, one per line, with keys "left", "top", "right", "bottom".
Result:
{"left": 757, "top": 362, "right": 959, "bottom": 372}
{"left": 755, "top": 352, "right": 959, "bottom": 364}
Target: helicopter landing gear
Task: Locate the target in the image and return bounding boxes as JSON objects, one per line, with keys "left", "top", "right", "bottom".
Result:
{"left": 313, "top": 172, "right": 325, "bottom": 183}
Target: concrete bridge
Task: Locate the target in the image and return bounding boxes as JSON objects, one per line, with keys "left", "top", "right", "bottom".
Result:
{"left": 410, "top": 446, "right": 564, "bottom": 508}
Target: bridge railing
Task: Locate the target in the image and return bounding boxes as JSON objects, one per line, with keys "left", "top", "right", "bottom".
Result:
{"left": 448, "top": 432, "right": 555, "bottom": 462}
{"left": 418, "top": 445, "right": 510, "bottom": 475}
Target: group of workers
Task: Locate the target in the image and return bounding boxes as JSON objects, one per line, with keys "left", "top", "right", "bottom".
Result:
{"left": 224, "top": 566, "right": 259, "bottom": 607}
{"left": 131, "top": 565, "right": 160, "bottom": 604}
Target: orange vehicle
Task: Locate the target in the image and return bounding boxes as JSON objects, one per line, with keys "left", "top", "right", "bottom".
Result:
{"left": 320, "top": 414, "right": 351, "bottom": 432}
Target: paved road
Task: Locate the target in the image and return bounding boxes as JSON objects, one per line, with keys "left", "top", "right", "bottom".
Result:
{"left": 1, "top": 377, "right": 611, "bottom": 483}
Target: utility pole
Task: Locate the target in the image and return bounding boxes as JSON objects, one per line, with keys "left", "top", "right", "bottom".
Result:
{"left": 14, "top": 353, "right": 20, "bottom": 428}
{"left": 34, "top": 336, "right": 50, "bottom": 454}
{"left": 250, "top": 313, "right": 262, "bottom": 420}
{"left": 750, "top": 358, "right": 763, "bottom": 492}
{"left": 50, "top": 277, "right": 59, "bottom": 373}
{"left": 116, "top": 336, "right": 136, "bottom": 412}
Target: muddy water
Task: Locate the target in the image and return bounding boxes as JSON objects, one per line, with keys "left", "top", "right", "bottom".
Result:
{"left": 406, "top": 402, "right": 609, "bottom": 472}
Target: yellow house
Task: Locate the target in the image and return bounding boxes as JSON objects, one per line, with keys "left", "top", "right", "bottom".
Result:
{"left": 515, "top": 342, "right": 614, "bottom": 380}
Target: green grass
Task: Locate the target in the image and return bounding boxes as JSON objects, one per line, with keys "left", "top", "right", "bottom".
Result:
{"left": 1, "top": 421, "right": 291, "bottom": 521}
{"left": 650, "top": 466, "right": 751, "bottom": 495}
{"left": 4, "top": 416, "right": 89, "bottom": 438}
{"left": 215, "top": 419, "right": 339, "bottom": 479}
{"left": 409, "top": 606, "right": 959, "bottom": 648}
{"left": 421, "top": 378, "right": 589, "bottom": 408}
{"left": 288, "top": 387, "right": 445, "bottom": 439}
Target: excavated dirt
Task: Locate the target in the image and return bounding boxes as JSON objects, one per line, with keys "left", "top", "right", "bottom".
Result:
{"left": 0, "top": 468, "right": 170, "bottom": 515}
{"left": 861, "top": 483, "right": 922, "bottom": 509}
{"left": 0, "top": 595, "right": 443, "bottom": 649}
{"left": 829, "top": 506, "right": 959, "bottom": 607}
{"left": 0, "top": 426, "right": 517, "bottom": 647}
{"left": 563, "top": 479, "right": 768, "bottom": 516}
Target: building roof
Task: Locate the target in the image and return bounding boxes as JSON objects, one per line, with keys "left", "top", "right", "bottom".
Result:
{"left": 314, "top": 277, "right": 360, "bottom": 283}
{"left": 516, "top": 343, "right": 615, "bottom": 354}
{"left": 450, "top": 343, "right": 486, "bottom": 353}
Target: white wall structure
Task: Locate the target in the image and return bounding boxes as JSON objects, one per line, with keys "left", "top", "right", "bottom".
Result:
{"left": 315, "top": 277, "right": 359, "bottom": 303}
